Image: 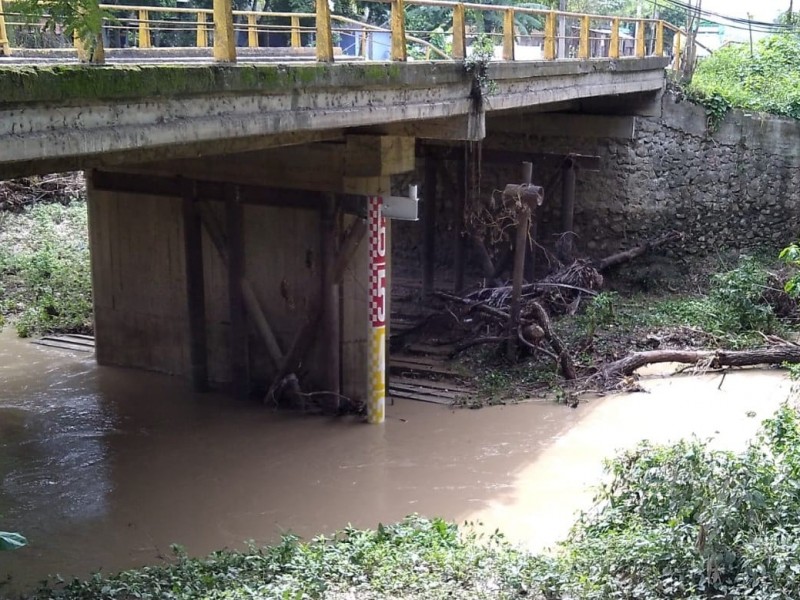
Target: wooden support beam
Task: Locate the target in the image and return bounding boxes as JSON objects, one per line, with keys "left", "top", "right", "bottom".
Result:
{"left": 182, "top": 180, "right": 209, "bottom": 392}
{"left": 422, "top": 154, "right": 437, "bottom": 298}
{"left": 453, "top": 146, "right": 467, "bottom": 293}
{"left": 266, "top": 217, "right": 368, "bottom": 401}
{"left": 560, "top": 157, "right": 576, "bottom": 262}
{"left": 320, "top": 194, "right": 341, "bottom": 401}
{"left": 213, "top": 0, "right": 236, "bottom": 62}
{"left": 225, "top": 187, "right": 249, "bottom": 399}
{"left": 506, "top": 162, "right": 534, "bottom": 361}
{"left": 195, "top": 201, "right": 285, "bottom": 372}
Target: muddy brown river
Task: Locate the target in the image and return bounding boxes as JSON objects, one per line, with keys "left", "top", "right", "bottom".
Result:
{"left": 0, "top": 328, "right": 792, "bottom": 595}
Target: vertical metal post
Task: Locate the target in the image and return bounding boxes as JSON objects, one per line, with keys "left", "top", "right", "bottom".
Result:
{"left": 561, "top": 157, "right": 576, "bottom": 262}
{"left": 213, "top": 0, "right": 236, "bottom": 62}
{"left": 635, "top": 19, "right": 645, "bottom": 57}
{"left": 321, "top": 195, "right": 340, "bottom": 405}
{"left": 196, "top": 11, "right": 208, "bottom": 47}
{"left": 452, "top": 3, "right": 466, "bottom": 59}
{"left": 138, "top": 9, "right": 151, "bottom": 48}
{"left": 0, "top": 0, "right": 11, "bottom": 56}
{"left": 368, "top": 196, "right": 387, "bottom": 424}
{"left": 609, "top": 17, "right": 620, "bottom": 58}
{"left": 226, "top": 187, "right": 249, "bottom": 399}
{"left": 182, "top": 182, "right": 208, "bottom": 392}
{"left": 291, "top": 15, "right": 301, "bottom": 48}
{"left": 673, "top": 30, "right": 682, "bottom": 72}
{"left": 507, "top": 162, "right": 533, "bottom": 361}
{"left": 315, "top": 0, "right": 334, "bottom": 62}
{"left": 557, "top": 0, "right": 566, "bottom": 58}
{"left": 422, "top": 154, "right": 437, "bottom": 298}
{"left": 578, "top": 15, "right": 590, "bottom": 59}
{"left": 502, "top": 8, "right": 515, "bottom": 60}
{"left": 247, "top": 14, "right": 258, "bottom": 48}
{"left": 655, "top": 20, "right": 664, "bottom": 56}
{"left": 391, "top": 0, "right": 407, "bottom": 61}
{"left": 544, "top": 11, "right": 556, "bottom": 60}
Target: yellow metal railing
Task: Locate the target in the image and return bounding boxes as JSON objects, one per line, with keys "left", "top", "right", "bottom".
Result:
{"left": 0, "top": 0, "right": 691, "bottom": 67}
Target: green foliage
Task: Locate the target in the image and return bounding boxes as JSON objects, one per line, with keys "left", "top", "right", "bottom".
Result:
{"left": 780, "top": 242, "right": 800, "bottom": 297}
{"left": 690, "top": 33, "right": 800, "bottom": 120}
{"left": 584, "top": 291, "right": 618, "bottom": 338}
{"left": 11, "top": 0, "right": 108, "bottom": 56}
{"left": 543, "top": 405, "right": 800, "bottom": 599}
{"left": 0, "top": 201, "right": 93, "bottom": 338}
{"left": 30, "top": 516, "right": 531, "bottom": 599}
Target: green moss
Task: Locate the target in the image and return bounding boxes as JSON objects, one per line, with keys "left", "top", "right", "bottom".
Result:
{"left": 0, "top": 61, "right": 464, "bottom": 105}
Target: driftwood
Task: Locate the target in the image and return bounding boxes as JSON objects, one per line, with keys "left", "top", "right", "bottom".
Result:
{"left": 529, "top": 300, "right": 577, "bottom": 380}
{"left": 597, "top": 345, "right": 800, "bottom": 382}
{"left": 593, "top": 231, "right": 683, "bottom": 272}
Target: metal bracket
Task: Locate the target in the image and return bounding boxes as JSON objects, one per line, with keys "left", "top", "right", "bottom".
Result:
{"left": 381, "top": 185, "right": 419, "bottom": 221}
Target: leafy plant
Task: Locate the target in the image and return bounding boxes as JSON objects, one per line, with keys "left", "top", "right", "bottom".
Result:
{"left": 0, "top": 200, "right": 93, "bottom": 337}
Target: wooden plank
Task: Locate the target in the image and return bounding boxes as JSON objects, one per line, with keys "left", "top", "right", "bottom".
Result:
{"left": 41, "top": 335, "right": 95, "bottom": 347}
{"left": 406, "top": 343, "right": 453, "bottom": 356}
{"left": 60, "top": 334, "right": 95, "bottom": 341}
{"left": 226, "top": 187, "right": 249, "bottom": 399}
{"left": 390, "top": 376, "right": 471, "bottom": 393}
{"left": 32, "top": 340, "right": 94, "bottom": 353}
{"left": 389, "top": 382, "right": 460, "bottom": 399}
{"left": 389, "top": 388, "right": 454, "bottom": 405}
{"left": 389, "top": 358, "right": 463, "bottom": 377}
{"left": 182, "top": 181, "right": 209, "bottom": 392}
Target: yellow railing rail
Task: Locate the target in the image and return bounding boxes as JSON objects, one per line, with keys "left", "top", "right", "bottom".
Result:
{"left": 0, "top": 0, "right": 691, "bottom": 67}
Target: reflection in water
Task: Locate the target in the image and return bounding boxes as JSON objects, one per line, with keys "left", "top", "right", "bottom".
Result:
{"left": 0, "top": 328, "right": 792, "bottom": 594}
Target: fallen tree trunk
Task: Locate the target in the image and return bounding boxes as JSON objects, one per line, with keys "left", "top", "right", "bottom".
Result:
{"left": 593, "top": 231, "right": 683, "bottom": 272}
{"left": 598, "top": 345, "right": 800, "bottom": 381}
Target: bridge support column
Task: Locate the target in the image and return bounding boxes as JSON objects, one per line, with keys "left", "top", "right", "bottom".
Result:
{"left": 182, "top": 181, "right": 209, "bottom": 392}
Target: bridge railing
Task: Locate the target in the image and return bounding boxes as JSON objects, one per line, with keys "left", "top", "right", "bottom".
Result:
{"left": 0, "top": 0, "right": 688, "bottom": 67}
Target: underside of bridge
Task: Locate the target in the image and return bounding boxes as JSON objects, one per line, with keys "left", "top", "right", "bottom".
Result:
{"left": 0, "top": 58, "right": 668, "bottom": 418}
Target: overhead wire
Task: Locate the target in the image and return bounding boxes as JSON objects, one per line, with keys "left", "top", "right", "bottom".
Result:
{"left": 654, "top": 0, "right": 795, "bottom": 34}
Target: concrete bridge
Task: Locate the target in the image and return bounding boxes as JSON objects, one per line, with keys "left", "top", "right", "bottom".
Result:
{"left": 0, "top": 0, "right": 676, "bottom": 422}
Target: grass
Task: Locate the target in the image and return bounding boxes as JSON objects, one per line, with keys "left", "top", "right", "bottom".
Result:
{"left": 21, "top": 405, "right": 800, "bottom": 600}
{"left": 0, "top": 199, "right": 92, "bottom": 337}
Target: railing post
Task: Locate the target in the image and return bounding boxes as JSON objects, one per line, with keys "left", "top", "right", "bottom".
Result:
{"left": 247, "top": 14, "right": 258, "bottom": 47}
{"left": 544, "top": 10, "right": 556, "bottom": 60}
{"left": 578, "top": 14, "right": 589, "bottom": 59}
{"left": 655, "top": 20, "right": 664, "bottom": 56}
{"left": 609, "top": 16, "right": 619, "bottom": 58}
{"left": 0, "top": 0, "right": 11, "bottom": 56}
{"left": 502, "top": 7, "right": 514, "bottom": 60}
{"left": 291, "top": 15, "right": 301, "bottom": 48}
{"left": 138, "top": 9, "right": 151, "bottom": 49}
{"left": 452, "top": 3, "right": 465, "bottom": 59}
{"left": 315, "top": 0, "right": 334, "bottom": 62}
{"left": 673, "top": 30, "right": 682, "bottom": 73}
{"left": 213, "top": 0, "right": 236, "bottom": 62}
{"left": 390, "top": 0, "right": 407, "bottom": 61}
{"left": 196, "top": 11, "right": 208, "bottom": 47}
{"left": 635, "top": 19, "right": 645, "bottom": 58}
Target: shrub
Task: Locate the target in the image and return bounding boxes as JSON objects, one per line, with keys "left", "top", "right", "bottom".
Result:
{"left": 0, "top": 200, "right": 92, "bottom": 337}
